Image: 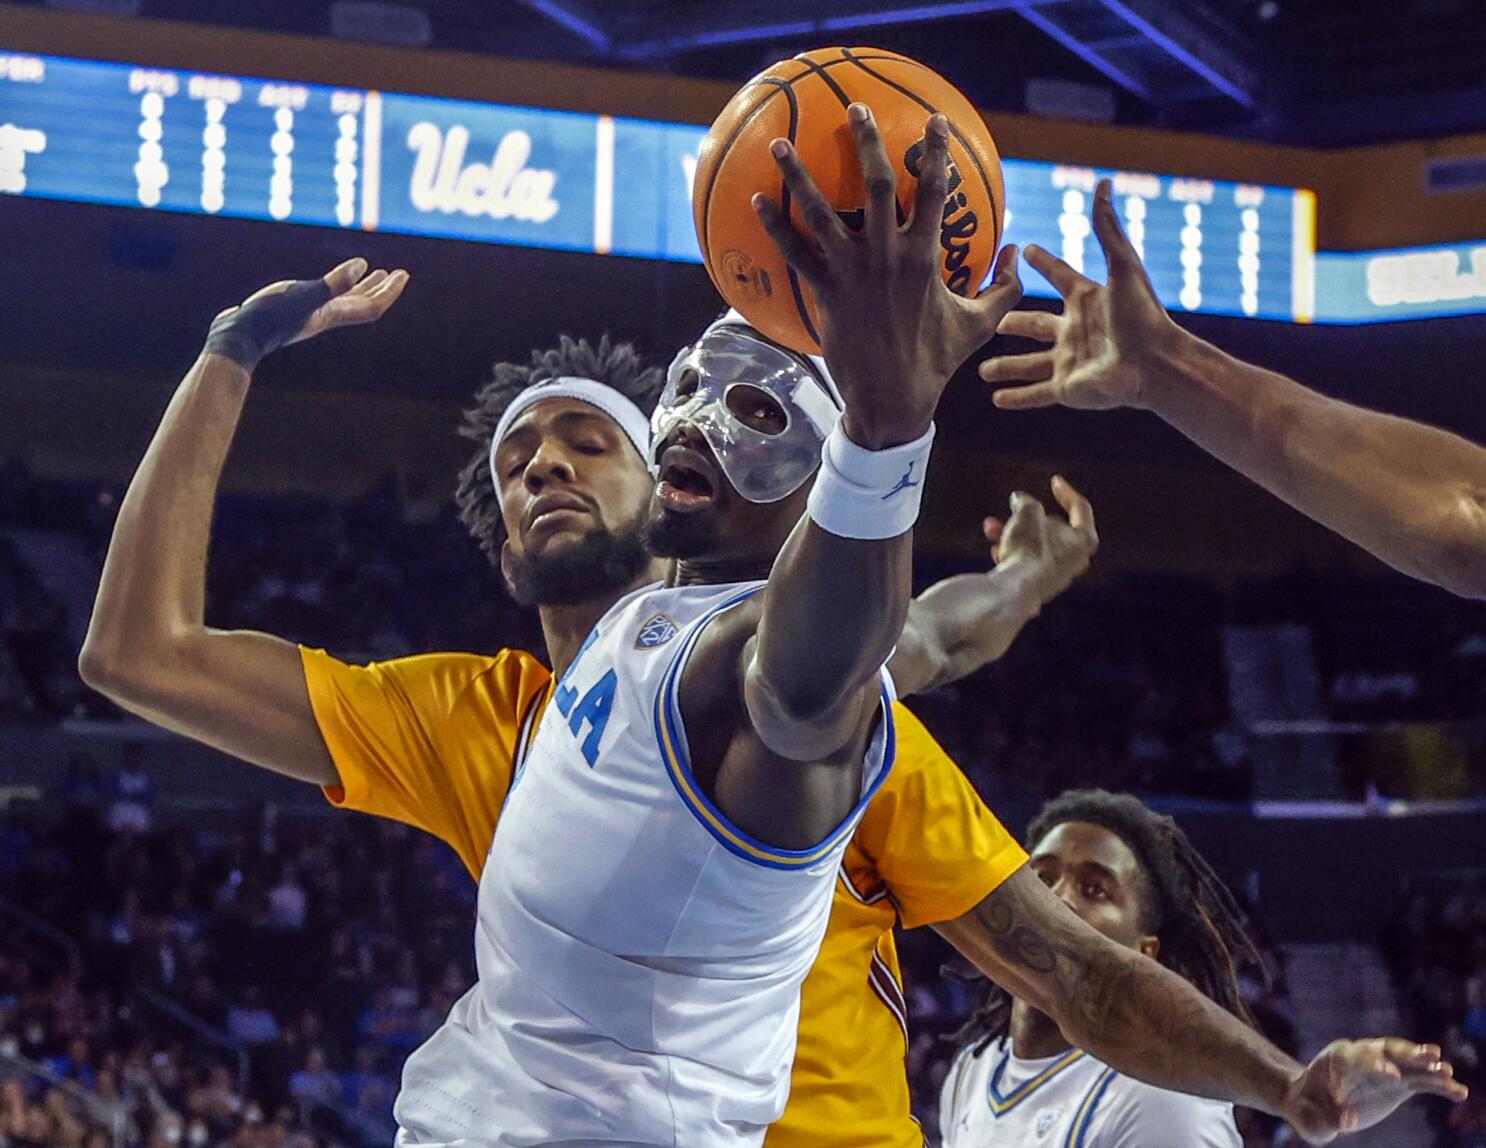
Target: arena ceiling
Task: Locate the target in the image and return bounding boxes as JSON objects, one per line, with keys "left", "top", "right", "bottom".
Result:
{"left": 18, "top": 0, "right": 1486, "bottom": 145}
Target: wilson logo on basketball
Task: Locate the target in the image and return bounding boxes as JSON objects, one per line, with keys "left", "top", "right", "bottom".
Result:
{"left": 904, "top": 136, "right": 979, "bottom": 297}
{"left": 720, "top": 248, "right": 772, "bottom": 299}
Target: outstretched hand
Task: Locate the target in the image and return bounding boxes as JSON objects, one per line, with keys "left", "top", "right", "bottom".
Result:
{"left": 978, "top": 178, "right": 1181, "bottom": 412}
{"left": 888, "top": 475, "right": 1096, "bottom": 696}
{"left": 984, "top": 475, "right": 1098, "bottom": 604}
{"left": 205, "top": 258, "right": 409, "bottom": 373}
{"left": 753, "top": 104, "right": 1022, "bottom": 448}
{"left": 1283, "top": 1038, "right": 1467, "bottom": 1143}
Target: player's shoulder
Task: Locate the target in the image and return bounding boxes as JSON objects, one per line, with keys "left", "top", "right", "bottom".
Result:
{"left": 882, "top": 702, "right": 973, "bottom": 786}
{"left": 943, "top": 1035, "right": 1001, "bottom": 1098}
{"left": 637, "top": 580, "right": 770, "bottom": 618}
{"left": 369, "top": 648, "right": 551, "bottom": 707}
{"left": 459, "top": 647, "right": 552, "bottom": 698}
{"left": 952, "top": 1034, "right": 998, "bottom": 1074}
{"left": 1096, "top": 1071, "right": 1240, "bottom": 1145}
{"left": 614, "top": 579, "right": 766, "bottom": 658}
{"left": 939, "top": 1037, "right": 1002, "bottom": 1142}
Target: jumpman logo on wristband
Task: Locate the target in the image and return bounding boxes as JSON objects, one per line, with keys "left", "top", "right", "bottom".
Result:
{"left": 883, "top": 461, "right": 920, "bottom": 500}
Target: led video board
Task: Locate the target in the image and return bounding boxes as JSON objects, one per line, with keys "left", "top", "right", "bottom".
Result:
{"left": 0, "top": 48, "right": 1324, "bottom": 322}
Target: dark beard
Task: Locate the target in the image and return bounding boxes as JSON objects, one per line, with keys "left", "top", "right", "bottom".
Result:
{"left": 505, "top": 525, "right": 651, "bottom": 607}
{"left": 641, "top": 507, "right": 717, "bottom": 559}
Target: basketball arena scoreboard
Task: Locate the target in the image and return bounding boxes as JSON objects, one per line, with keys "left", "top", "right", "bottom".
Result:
{"left": 1, "top": 49, "right": 1481, "bottom": 325}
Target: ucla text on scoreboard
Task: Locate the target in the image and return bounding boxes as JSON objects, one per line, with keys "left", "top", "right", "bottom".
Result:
{"left": 0, "top": 47, "right": 1479, "bottom": 324}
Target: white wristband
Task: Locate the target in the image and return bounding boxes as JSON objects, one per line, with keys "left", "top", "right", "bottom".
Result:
{"left": 806, "top": 422, "right": 936, "bottom": 540}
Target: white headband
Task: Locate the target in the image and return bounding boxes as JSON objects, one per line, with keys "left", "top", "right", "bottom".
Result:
{"left": 489, "top": 376, "right": 653, "bottom": 503}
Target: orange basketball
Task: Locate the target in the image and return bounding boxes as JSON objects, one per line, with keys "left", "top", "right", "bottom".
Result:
{"left": 693, "top": 47, "right": 1005, "bottom": 354}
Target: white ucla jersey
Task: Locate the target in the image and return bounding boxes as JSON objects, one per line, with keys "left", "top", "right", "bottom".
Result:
{"left": 940, "top": 1037, "right": 1241, "bottom": 1148}
{"left": 394, "top": 580, "right": 896, "bottom": 1148}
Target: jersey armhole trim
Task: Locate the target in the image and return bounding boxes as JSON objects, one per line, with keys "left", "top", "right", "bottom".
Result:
{"left": 651, "top": 586, "right": 897, "bottom": 869}
{"left": 502, "top": 679, "right": 552, "bottom": 808}
{"left": 838, "top": 862, "right": 890, "bottom": 907}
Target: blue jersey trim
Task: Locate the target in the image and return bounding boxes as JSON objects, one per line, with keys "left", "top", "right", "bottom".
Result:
{"left": 651, "top": 586, "right": 897, "bottom": 870}
{"left": 985, "top": 1047, "right": 1087, "bottom": 1115}
{"left": 1066, "top": 1068, "right": 1119, "bottom": 1148}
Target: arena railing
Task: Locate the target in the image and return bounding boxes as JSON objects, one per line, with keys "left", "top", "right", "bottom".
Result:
{"left": 0, "top": 890, "right": 253, "bottom": 1103}
{"left": 132, "top": 986, "right": 251, "bottom": 1096}
{"left": 0, "top": 894, "right": 80, "bottom": 979}
{"left": 0, "top": 1046, "right": 130, "bottom": 1147}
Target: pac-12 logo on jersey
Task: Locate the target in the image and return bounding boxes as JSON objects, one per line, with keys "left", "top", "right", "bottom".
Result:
{"left": 635, "top": 613, "right": 679, "bottom": 650}
{"left": 1035, "top": 1108, "right": 1063, "bottom": 1138}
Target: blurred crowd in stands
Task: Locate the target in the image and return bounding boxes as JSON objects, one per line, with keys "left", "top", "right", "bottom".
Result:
{"left": 0, "top": 458, "right": 1480, "bottom": 1146}
{"left": 1, "top": 460, "right": 1482, "bottom": 803}
{"left": 0, "top": 783, "right": 1307, "bottom": 1147}
{"left": 1386, "top": 880, "right": 1486, "bottom": 1147}
{"left": 0, "top": 788, "right": 476, "bottom": 1148}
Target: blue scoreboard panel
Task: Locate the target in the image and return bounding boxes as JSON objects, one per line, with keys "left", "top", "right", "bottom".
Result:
{"left": 1313, "top": 242, "right": 1486, "bottom": 324}
{"left": 0, "top": 49, "right": 1324, "bottom": 321}
{"left": 1000, "top": 163, "right": 1314, "bottom": 322}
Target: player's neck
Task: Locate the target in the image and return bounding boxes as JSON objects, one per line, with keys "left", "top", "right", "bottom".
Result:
{"left": 539, "top": 570, "right": 658, "bottom": 677}
{"left": 669, "top": 558, "right": 775, "bottom": 587}
{"left": 1009, "top": 999, "right": 1073, "bottom": 1061}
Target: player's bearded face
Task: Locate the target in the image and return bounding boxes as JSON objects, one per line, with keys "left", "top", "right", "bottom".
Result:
{"left": 504, "top": 508, "right": 650, "bottom": 607}
{"left": 494, "top": 400, "right": 658, "bottom": 607}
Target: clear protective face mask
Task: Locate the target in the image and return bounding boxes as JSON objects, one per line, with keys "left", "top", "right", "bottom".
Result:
{"left": 651, "top": 324, "right": 841, "bottom": 504}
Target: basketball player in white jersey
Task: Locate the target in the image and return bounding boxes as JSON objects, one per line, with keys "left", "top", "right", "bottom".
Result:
{"left": 942, "top": 790, "right": 1271, "bottom": 1147}
{"left": 379, "top": 106, "right": 1032, "bottom": 1147}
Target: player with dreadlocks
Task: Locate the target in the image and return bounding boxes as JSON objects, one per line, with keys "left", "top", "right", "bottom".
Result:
{"left": 940, "top": 789, "right": 1267, "bottom": 1147}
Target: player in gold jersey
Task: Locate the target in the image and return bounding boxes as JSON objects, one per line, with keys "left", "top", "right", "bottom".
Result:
{"left": 83, "top": 251, "right": 1462, "bottom": 1145}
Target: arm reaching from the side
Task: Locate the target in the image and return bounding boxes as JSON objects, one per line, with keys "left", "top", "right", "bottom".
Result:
{"left": 936, "top": 867, "right": 1467, "bottom": 1142}
{"left": 740, "top": 106, "right": 1022, "bottom": 759}
{"left": 79, "top": 260, "right": 409, "bottom": 783}
{"left": 891, "top": 475, "right": 1097, "bottom": 697}
{"left": 980, "top": 178, "right": 1486, "bottom": 600}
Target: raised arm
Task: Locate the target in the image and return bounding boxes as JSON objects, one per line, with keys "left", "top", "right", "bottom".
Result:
{"left": 981, "top": 178, "right": 1486, "bottom": 599}
{"left": 937, "top": 866, "right": 1466, "bottom": 1142}
{"left": 891, "top": 476, "right": 1097, "bottom": 697}
{"left": 78, "top": 259, "right": 408, "bottom": 783}
{"left": 745, "top": 107, "right": 1022, "bottom": 758}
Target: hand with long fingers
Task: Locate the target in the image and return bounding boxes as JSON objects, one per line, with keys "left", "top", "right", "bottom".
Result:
{"left": 889, "top": 475, "right": 1096, "bottom": 696}
{"left": 752, "top": 104, "right": 1022, "bottom": 448}
{"left": 979, "top": 178, "right": 1184, "bottom": 413}
{"left": 985, "top": 475, "right": 1098, "bottom": 602}
{"left": 1284, "top": 1038, "right": 1467, "bottom": 1142}
{"left": 204, "top": 258, "right": 410, "bottom": 374}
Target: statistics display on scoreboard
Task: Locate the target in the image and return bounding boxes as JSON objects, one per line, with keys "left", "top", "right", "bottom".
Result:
{"left": 0, "top": 48, "right": 1318, "bottom": 322}
{"left": 1000, "top": 164, "right": 1314, "bottom": 322}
